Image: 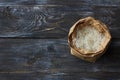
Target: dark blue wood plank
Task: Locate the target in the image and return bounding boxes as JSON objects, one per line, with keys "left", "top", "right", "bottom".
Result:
{"left": 0, "top": 0, "right": 120, "bottom": 5}
{"left": 0, "top": 39, "right": 120, "bottom": 80}
{"left": 0, "top": 5, "right": 119, "bottom": 38}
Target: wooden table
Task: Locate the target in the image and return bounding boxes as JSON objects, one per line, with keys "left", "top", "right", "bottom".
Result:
{"left": 0, "top": 0, "right": 120, "bottom": 80}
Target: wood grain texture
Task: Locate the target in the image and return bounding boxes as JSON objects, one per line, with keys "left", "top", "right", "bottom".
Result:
{"left": 0, "top": 0, "right": 120, "bottom": 80}
{"left": 0, "top": 1, "right": 119, "bottom": 38}
{"left": 0, "top": 0, "right": 120, "bottom": 5}
{"left": 0, "top": 39, "right": 120, "bottom": 80}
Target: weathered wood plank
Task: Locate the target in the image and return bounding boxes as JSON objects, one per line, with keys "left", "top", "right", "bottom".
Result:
{"left": 0, "top": 0, "right": 120, "bottom": 80}
{"left": 0, "top": 72, "right": 120, "bottom": 80}
{"left": 0, "top": 39, "right": 120, "bottom": 80}
{"left": 0, "top": 0, "right": 120, "bottom": 5}
{"left": 0, "top": 5, "right": 119, "bottom": 38}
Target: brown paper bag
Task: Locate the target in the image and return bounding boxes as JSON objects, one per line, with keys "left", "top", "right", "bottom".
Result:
{"left": 68, "top": 17, "right": 111, "bottom": 62}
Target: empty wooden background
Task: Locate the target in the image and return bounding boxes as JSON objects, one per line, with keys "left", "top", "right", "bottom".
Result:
{"left": 0, "top": 0, "right": 120, "bottom": 80}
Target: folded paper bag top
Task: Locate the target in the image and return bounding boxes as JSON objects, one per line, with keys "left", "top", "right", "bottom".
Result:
{"left": 68, "top": 17, "right": 111, "bottom": 62}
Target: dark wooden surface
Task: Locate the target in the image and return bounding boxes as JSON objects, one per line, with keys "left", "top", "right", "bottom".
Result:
{"left": 0, "top": 0, "right": 120, "bottom": 80}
